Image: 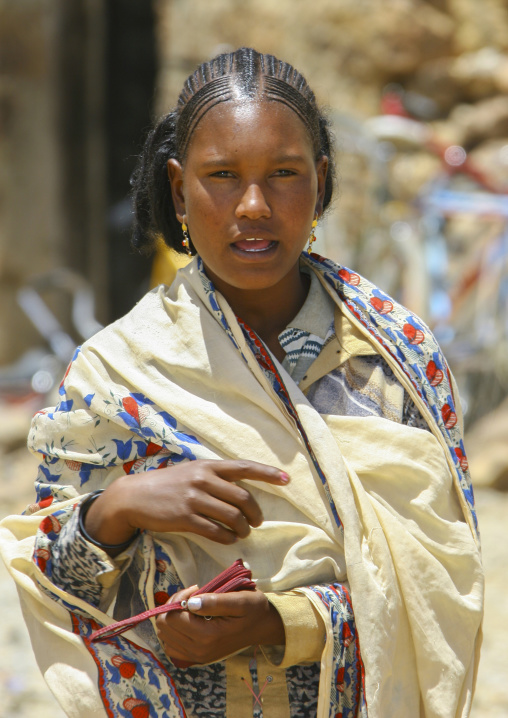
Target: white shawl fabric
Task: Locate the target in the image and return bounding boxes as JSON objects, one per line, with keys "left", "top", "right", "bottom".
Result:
{"left": 0, "top": 257, "right": 483, "bottom": 717}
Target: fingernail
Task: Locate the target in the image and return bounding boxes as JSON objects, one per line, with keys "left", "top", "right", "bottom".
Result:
{"left": 187, "top": 597, "right": 202, "bottom": 611}
{"left": 279, "top": 472, "right": 290, "bottom": 484}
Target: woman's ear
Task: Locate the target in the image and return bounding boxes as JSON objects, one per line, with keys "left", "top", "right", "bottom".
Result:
{"left": 315, "top": 155, "right": 329, "bottom": 216}
{"left": 167, "top": 159, "right": 185, "bottom": 222}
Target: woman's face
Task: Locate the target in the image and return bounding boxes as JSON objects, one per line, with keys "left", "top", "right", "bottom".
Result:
{"left": 168, "top": 100, "right": 328, "bottom": 300}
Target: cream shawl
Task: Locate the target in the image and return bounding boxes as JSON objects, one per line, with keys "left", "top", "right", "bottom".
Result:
{"left": 0, "top": 254, "right": 483, "bottom": 717}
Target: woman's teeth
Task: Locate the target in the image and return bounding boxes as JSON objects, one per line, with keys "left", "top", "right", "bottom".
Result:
{"left": 234, "top": 238, "right": 273, "bottom": 252}
{"left": 245, "top": 238, "right": 267, "bottom": 252}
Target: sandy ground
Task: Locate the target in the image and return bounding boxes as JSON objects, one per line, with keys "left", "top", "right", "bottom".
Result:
{"left": 0, "top": 423, "right": 507, "bottom": 717}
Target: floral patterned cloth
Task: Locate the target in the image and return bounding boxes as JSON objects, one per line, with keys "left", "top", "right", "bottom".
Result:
{"left": 0, "top": 253, "right": 483, "bottom": 718}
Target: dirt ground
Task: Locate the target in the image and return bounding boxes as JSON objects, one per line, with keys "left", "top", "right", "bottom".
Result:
{"left": 0, "top": 420, "right": 507, "bottom": 718}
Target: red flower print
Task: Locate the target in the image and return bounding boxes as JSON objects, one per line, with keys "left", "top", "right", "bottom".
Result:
{"left": 342, "top": 623, "right": 353, "bottom": 647}
{"left": 146, "top": 442, "right": 162, "bottom": 457}
{"left": 122, "top": 397, "right": 140, "bottom": 423}
{"left": 154, "top": 591, "right": 170, "bottom": 606}
{"left": 369, "top": 296, "right": 393, "bottom": 314}
{"left": 123, "top": 698, "right": 150, "bottom": 718}
{"left": 34, "top": 548, "right": 50, "bottom": 572}
{"left": 403, "top": 323, "right": 424, "bottom": 345}
{"left": 38, "top": 496, "right": 54, "bottom": 509}
{"left": 111, "top": 655, "right": 136, "bottom": 679}
{"left": 454, "top": 447, "right": 469, "bottom": 471}
{"left": 338, "top": 269, "right": 360, "bottom": 286}
{"left": 441, "top": 404, "right": 457, "bottom": 429}
{"left": 40, "top": 515, "right": 61, "bottom": 535}
{"left": 426, "top": 360, "right": 444, "bottom": 386}
{"left": 123, "top": 458, "right": 146, "bottom": 474}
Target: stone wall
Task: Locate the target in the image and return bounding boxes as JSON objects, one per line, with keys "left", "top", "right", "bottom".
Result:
{"left": 156, "top": 0, "right": 508, "bottom": 116}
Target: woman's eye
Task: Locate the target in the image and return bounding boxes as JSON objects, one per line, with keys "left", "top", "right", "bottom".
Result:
{"left": 210, "top": 170, "right": 233, "bottom": 178}
{"left": 274, "top": 169, "right": 296, "bottom": 177}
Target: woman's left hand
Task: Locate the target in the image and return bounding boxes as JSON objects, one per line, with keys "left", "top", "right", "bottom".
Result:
{"left": 155, "top": 586, "right": 285, "bottom": 665}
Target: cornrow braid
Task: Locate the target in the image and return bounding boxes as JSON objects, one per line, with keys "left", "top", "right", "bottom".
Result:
{"left": 263, "top": 76, "right": 320, "bottom": 153}
{"left": 176, "top": 77, "right": 235, "bottom": 159}
{"left": 131, "top": 47, "right": 336, "bottom": 255}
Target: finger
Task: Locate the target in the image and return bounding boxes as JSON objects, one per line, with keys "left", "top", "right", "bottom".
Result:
{"left": 156, "top": 587, "right": 199, "bottom": 642}
{"left": 186, "top": 591, "right": 258, "bottom": 618}
{"left": 184, "top": 513, "right": 239, "bottom": 545}
{"left": 192, "top": 494, "right": 252, "bottom": 538}
{"left": 166, "top": 584, "right": 198, "bottom": 605}
{"left": 156, "top": 607, "right": 219, "bottom": 660}
{"left": 209, "top": 460, "right": 290, "bottom": 486}
{"left": 156, "top": 613, "right": 199, "bottom": 659}
{"left": 200, "top": 480, "right": 264, "bottom": 529}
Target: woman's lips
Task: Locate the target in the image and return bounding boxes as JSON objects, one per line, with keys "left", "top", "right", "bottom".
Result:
{"left": 233, "top": 238, "right": 275, "bottom": 252}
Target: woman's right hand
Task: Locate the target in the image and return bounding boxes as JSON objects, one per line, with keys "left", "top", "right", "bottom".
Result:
{"left": 83, "top": 459, "right": 290, "bottom": 555}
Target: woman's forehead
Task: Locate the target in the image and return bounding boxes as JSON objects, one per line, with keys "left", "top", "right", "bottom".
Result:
{"left": 185, "top": 99, "right": 315, "bottom": 159}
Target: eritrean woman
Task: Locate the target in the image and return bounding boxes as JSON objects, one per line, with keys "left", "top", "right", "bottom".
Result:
{"left": 0, "top": 48, "right": 483, "bottom": 718}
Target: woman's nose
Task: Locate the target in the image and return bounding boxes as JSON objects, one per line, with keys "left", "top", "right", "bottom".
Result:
{"left": 235, "top": 183, "right": 271, "bottom": 219}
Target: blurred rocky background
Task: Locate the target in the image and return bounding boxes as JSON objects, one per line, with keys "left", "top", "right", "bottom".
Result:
{"left": 1, "top": 0, "right": 508, "bottom": 715}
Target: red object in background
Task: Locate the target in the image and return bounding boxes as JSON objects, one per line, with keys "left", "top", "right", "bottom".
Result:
{"left": 380, "top": 91, "right": 410, "bottom": 117}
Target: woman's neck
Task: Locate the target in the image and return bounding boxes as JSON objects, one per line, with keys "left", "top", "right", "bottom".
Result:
{"left": 217, "top": 271, "right": 311, "bottom": 362}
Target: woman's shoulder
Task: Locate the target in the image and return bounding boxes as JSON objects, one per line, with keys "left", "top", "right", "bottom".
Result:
{"left": 306, "top": 254, "right": 435, "bottom": 361}
{"left": 81, "top": 284, "right": 181, "bottom": 354}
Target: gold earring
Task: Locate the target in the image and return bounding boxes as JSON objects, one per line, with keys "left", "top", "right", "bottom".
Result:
{"left": 307, "top": 215, "right": 318, "bottom": 253}
{"left": 181, "top": 221, "right": 192, "bottom": 257}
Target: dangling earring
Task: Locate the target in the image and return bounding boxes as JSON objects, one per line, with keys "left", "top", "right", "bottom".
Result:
{"left": 181, "top": 220, "right": 192, "bottom": 257}
{"left": 307, "top": 214, "right": 318, "bottom": 253}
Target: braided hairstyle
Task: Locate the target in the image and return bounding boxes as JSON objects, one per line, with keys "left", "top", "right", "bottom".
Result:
{"left": 131, "top": 47, "right": 336, "bottom": 255}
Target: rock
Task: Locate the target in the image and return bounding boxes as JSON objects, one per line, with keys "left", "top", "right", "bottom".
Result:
{"left": 388, "top": 152, "right": 442, "bottom": 200}
{"left": 430, "top": 117, "right": 468, "bottom": 147}
{"left": 494, "top": 57, "right": 508, "bottom": 93}
{"left": 468, "top": 138, "right": 508, "bottom": 191}
{"left": 450, "top": 47, "right": 508, "bottom": 100}
{"left": 409, "top": 58, "right": 465, "bottom": 115}
{"left": 448, "top": 95, "right": 508, "bottom": 148}
{"left": 448, "top": 0, "right": 508, "bottom": 54}
{"left": 330, "top": 2, "right": 455, "bottom": 80}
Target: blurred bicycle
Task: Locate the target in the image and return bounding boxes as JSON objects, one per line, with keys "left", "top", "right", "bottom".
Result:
{"left": 0, "top": 268, "right": 102, "bottom": 405}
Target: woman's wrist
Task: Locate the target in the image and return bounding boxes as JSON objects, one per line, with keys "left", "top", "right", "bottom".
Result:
{"left": 82, "top": 480, "right": 140, "bottom": 556}
{"left": 252, "top": 596, "right": 285, "bottom": 647}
